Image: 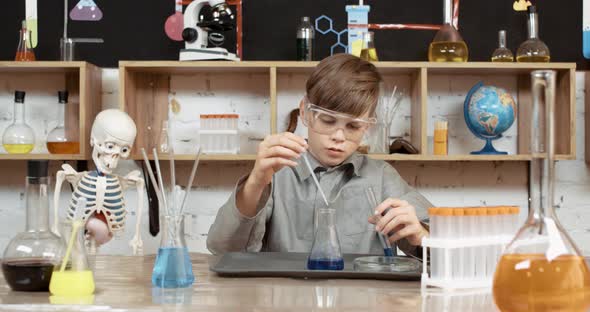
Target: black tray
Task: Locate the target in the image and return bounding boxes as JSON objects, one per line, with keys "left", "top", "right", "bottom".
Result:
{"left": 210, "top": 252, "right": 422, "bottom": 281}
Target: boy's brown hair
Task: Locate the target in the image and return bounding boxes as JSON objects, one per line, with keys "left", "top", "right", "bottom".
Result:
{"left": 306, "top": 54, "right": 382, "bottom": 117}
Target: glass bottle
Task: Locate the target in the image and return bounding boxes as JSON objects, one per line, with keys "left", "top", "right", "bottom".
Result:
{"left": 1, "top": 160, "right": 64, "bottom": 291}
{"left": 492, "top": 70, "right": 590, "bottom": 311}
{"left": 15, "top": 20, "right": 35, "bottom": 62}
{"left": 157, "top": 120, "right": 169, "bottom": 153}
{"left": 47, "top": 91, "right": 80, "bottom": 154}
{"left": 296, "top": 16, "right": 315, "bottom": 61}
{"left": 491, "top": 30, "right": 514, "bottom": 62}
{"left": 516, "top": 6, "right": 550, "bottom": 62}
{"left": 428, "top": 0, "right": 468, "bottom": 62}
{"left": 50, "top": 218, "right": 95, "bottom": 296}
{"left": 152, "top": 215, "right": 194, "bottom": 288}
{"left": 360, "top": 32, "right": 379, "bottom": 62}
{"left": 307, "top": 208, "right": 344, "bottom": 270}
{"left": 3, "top": 90, "right": 35, "bottom": 154}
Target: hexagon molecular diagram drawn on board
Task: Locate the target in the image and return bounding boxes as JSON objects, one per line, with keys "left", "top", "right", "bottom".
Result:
{"left": 315, "top": 15, "right": 348, "bottom": 55}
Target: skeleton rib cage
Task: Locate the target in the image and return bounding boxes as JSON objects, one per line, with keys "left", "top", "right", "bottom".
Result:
{"left": 67, "top": 171, "right": 126, "bottom": 232}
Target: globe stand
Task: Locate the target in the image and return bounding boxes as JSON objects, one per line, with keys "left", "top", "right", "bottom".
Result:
{"left": 471, "top": 137, "right": 507, "bottom": 155}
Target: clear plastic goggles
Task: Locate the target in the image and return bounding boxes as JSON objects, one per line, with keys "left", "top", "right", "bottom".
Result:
{"left": 302, "top": 100, "right": 376, "bottom": 142}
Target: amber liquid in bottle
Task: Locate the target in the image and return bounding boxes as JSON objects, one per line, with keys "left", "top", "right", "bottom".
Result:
{"left": 494, "top": 254, "right": 590, "bottom": 311}
{"left": 491, "top": 55, "right": 515, "bottom": 62}
{"left": 428, "top": 41, "right": 469, "bottom": 62}
{"left": 360, "top": 48, "right": 378, "bottom": 62}
{"left": 47, "top": 142, "right": 80, "bottom": 154}
{"left": 516, "top": 55, "right": 551, "bottom": 63}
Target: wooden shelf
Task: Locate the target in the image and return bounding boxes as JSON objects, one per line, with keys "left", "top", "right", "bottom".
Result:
{"left": 0, "top": 154, "right": 86, "bottom": 160}
{"left": 120, "top": 61, "right": 576, "bottom": 162}
{"left": 133, "top": 154, "right": 257, "bottom": 161}
{"left": 0, "top": 61, "right": 101, "bottom": 161}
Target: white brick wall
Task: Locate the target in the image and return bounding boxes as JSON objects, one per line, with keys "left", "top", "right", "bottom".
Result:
{"left": 0, "top": 69, "right": 586, "bottom": 256}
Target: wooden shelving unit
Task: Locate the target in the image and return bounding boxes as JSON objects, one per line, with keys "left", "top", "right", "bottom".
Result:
{"left": 0, "top": 61, "right": 102, "bottom": 160}
{"left": 119, "top": 61, "right": 576, "bottom": 161}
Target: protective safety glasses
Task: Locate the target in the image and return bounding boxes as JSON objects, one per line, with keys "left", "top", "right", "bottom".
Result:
{"left": 302, "top": 98, "right": 376, "bottom": 142}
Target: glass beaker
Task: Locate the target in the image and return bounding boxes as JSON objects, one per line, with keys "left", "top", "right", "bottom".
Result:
{"left": 1, "top": 161, "right": 64, "bottom": 291}
{"left": 491, "top": 30, "right": 514, "bottom": 62}
{"left": 152, "top": 215, "right": 194, "bottom": 288}
{"left": 492, "top": 70, "right": 590, "bottom": 311}
{"left": 428, "top": 0, "right": 468, "bottom": 62}
{"left": 516, "top": 6, "right": 550, "bottom": 63}
{"left": 3, "top": 90, "right": 35, "bottom": 154}
{"left": 47, "top": 91, "right": 80, "bottom": 154}
{"left": 307, "top": 208, "right": 344, "bottom": 270}
{"left": 360, "top": 32, "right": 379, "bottom": 62}
{"left": 15, "top": 20, "right": 35, "bottom": 61}
{"left": 49, "top": 220, "right": 95, "bottom": 296}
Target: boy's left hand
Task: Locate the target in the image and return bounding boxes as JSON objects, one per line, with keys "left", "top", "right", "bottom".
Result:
{"left": 368, "top": 198, "right": 428, "bottom": 246}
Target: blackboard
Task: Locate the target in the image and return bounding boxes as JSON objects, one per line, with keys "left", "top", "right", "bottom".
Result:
{"left": 0, "top": 0, "right": 588, "bottom": 69}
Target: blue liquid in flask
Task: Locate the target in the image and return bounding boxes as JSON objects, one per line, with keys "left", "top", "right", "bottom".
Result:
{"left": 307, "top": 258, "right": 344, "bottom": 270}
{"left": 584, "top": 30, "right": 590, "bottom": 59}
{"left": 152, "top": 247, "right": 194, "bottom": 288}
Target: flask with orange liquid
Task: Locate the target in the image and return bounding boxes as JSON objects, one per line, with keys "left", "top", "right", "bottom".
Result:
{"left": 15, "top": 20, "right": 35, "bottom": 61}
{"left": 492, "top": 70, "right": 590, "bottom": 311}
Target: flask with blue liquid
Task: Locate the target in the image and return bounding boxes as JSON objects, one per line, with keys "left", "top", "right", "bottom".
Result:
{"left": 307, "top": 208, "right": 344, "bottom": 270}
{"left": 152, "top": 215, "right": 194, "bottom": 288}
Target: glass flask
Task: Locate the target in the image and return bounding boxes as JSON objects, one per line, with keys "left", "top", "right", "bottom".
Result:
{"left": 15, "top": 20, "right": 35, "bottom": 62}
{"left": 516, "top": 6, "right": 550, "bottom": 62}
{"left": 3, "top": 90, "right": 35, "bottom": 154}
{"left": 360, "top": 32, "right": 379, "bottom": 62}
{"left": 152, "top": 215, "right": 194, "bottom": 288}
{"left": 296, "top": 16, "right": 314, "bottom": 61}
{"left": 157, "top": 120, "right": 169, "bottom": 153}
{"left": 47, "top": 91, "right": 80, "bottom": 154}
{"left": 491, "top": 30, "right": 514, "bottom": 62}
{"left": 307, "top": 208, "right": 344, "bottom": 270}
{"left": 49, "top": 219, "right": 95, "bottom": 296}
{"left": 492, "top": 70, "right": 590, "bottom": 311}
{"left": 1, "top": 160, "right": 64, "bottom": 291}
{"left": 428, "top": 0, "right": 468, "bottom": 62}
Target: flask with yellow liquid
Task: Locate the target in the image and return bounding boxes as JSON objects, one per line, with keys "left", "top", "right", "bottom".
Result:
{"left": 491, "top": 30, "right": 514, "bottom": 62}
{"left": 428, "top": 0, "right": 468, "bottom": 62}
{"left": 516, "top": 5, "right": 550, "bottom": 62}
{"left": 492, "top": 70, "right": 590, "bottom": 312}
{"left": 50, "top": 198, "right": 95, "bottom": 297}
{"left": 360, "top": 32, "right": 378, "bottom": 62}
{"left": 3, "top": 91, "right": 35, "bottom": 154}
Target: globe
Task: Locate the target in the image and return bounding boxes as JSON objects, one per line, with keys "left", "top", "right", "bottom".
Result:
{"left": 463, "top": 82, "right": 516, "bottom": 154}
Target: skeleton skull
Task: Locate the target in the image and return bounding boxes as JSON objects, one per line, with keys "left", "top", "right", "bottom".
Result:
{"left": 90, "top": 109, "right": 137, "bottom": 174}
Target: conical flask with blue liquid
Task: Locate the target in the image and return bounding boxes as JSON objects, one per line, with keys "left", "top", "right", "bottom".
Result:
{"left": 307, "top": 208, "right": 344, "bottom": 270}
{"left": 152, "top": 215, "right": 194, "bottom": 288}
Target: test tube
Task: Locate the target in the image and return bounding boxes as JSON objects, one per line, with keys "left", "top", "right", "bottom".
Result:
{"left": 440, "top": 208, "right": 453, "bottom": 281}
{"left": 487, "top": 207, "right": 499, "bottom": 277}
{"left": 428, "top": 207, "right": 440, "bottom": 280}
{"left": 474, "top": 207, "right": 487, "bottom": 281}
{"left": 453, "top": 208, "right": 465, "bottom": 280}
{"left": 463, "top": 207, "right": 475, "bottom": 281}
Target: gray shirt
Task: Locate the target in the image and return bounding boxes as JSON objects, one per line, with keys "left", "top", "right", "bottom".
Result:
{"left": 207, "top": 152, "right": 432, "bottom": 256}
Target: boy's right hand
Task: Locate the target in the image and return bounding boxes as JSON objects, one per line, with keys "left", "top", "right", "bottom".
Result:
{"left": 246, "top": 132, "right": 308, "bottom": 189}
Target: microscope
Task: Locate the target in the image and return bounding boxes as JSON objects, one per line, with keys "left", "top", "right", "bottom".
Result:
{"left": 179, "top": 0, "right": 238, "bottom": 61}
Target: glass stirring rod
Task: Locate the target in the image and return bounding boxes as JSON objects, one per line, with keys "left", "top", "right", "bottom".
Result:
{"left": 302, "top": 152, "right": 329, "bottom": 207}
{"left": 366, "top": 187, "right": 394, "bottom": 257}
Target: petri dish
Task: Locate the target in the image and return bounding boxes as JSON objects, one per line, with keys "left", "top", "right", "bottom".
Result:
{"left": 353, "top": 256, "right": 422, "bottom": 273}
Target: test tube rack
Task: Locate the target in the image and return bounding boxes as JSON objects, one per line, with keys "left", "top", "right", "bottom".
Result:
{"left": 421, "top": 206, "right": 520, "bottom": 289}
{"left": 199, "top": 114, "right": 240, "bottom": 154}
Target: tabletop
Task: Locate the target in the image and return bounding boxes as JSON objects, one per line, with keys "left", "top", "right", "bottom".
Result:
{"left": 0, "top": 253, "right": 498, "bottom": 312}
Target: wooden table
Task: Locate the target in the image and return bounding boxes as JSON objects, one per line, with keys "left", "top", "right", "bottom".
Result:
{"left": 0, "top": 254, "right": 498, "bottom": 311}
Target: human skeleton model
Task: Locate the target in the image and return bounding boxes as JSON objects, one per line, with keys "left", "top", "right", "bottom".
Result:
{"left": 53, "top": 109, "right": 145, "bottom": 255}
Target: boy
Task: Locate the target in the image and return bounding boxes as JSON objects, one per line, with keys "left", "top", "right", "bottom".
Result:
{"left": 207, "top": 54, "right": 432, "bottom": 257}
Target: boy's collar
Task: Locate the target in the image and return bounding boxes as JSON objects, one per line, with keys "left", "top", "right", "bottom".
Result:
{"left": 295, "top": 152, "right": 363, "bottom": 180}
